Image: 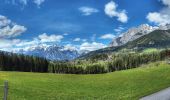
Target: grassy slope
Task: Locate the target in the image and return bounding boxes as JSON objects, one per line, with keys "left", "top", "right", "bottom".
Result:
{"left": 0, "top": 62, "right": 170, "bottom": 100}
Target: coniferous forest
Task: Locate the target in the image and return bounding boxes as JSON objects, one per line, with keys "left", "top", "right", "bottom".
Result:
{"left": 0, "top": 51, "right": 48, "bottom": 72}
{"left": 0, "top": 49, "right": 170, "bottom": 74}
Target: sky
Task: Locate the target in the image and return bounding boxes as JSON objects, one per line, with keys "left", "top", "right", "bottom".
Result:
{"left": 0, "top": 0, "right": 169, "bottom": 52}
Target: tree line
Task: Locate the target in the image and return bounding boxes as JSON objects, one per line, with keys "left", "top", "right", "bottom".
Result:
{"left": 48, "top": 62, "right": 107, "bottom": 74}
{"left": 0, "top": 51, "right": 48, "bottom": 72}
{"left": 0, "top": 49, "right": 170, "bottom": 74}
{"left": 48, "top": 49, "right": 170, "bottom": 74}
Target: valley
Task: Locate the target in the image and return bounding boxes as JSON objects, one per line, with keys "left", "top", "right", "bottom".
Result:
{"left": 1, "top": 0, "right": 170, "bottom": 99}
{"left": 0, "top": 22, "right": 170, "bottom": 100}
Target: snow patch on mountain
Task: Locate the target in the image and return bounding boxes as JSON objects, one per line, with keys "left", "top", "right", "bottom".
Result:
{"left": 158, "top": 24, "right": 170, "bottom": 30}
{"left": 15, "top": 44, "right": 81, "bottom": 61}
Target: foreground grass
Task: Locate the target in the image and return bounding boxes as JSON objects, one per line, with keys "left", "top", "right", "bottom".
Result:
{"left": 0, "top": 62, "right": 170, "bottom": 100}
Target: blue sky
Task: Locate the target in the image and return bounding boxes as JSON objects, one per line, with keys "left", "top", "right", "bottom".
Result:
{"left": 0, "top": 0, "right": 168, "bottom": 51}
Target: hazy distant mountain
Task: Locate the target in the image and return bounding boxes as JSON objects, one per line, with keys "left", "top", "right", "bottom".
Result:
{"left": 16, "top": 45, "right": 80, "bottom": 61}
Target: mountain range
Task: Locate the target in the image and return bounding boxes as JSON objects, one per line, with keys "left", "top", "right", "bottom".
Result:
{"left": 16, "top": 45, "right": 80, "bottom": 61}
{"left": 14, "top": 24, "right": 170, "bottom": 61}
{"left": 80, "top": 24, "right": 170, "bottom": 59}
{"left": 110, "top": 24, "right": 170, "bottom": 47}
{"left": 110, "top": 24, "right": 170, "bottom": 50}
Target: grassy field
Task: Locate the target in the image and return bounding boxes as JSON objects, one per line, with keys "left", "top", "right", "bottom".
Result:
{"left": 0, "top": 62, "right": 170, "bottom": 100}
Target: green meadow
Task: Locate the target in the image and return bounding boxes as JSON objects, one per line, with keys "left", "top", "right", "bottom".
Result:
{"left": 1, "top": 62, "right": 170, "bottom": 100}
{"left": 142, "top": 48, "right": 160, "bottom": 53}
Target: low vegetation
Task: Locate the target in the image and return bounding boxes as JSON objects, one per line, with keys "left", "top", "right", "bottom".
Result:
{"left": 1, "top": 62, "right": 170, "bottom": 100}
{"left": 142, "top": 48, "right": 159, "bottom": 53}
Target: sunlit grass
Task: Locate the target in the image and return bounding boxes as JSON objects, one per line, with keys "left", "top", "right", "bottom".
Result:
{"left": 142, "top": 48, "right": 159, "bottom": 53}
{"left": 0, "top": 62, "right": 170, "bottom": 100}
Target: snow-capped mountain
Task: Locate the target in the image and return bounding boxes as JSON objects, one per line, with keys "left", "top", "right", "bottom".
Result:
{"left": 110, "top": 24, "right": 158, "bottom": 47}
{"left": 16, "top": 45, "right": 80, "bottom": 61}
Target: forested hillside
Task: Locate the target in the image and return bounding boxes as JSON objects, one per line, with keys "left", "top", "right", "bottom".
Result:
{"left": 81, "top": 29, "right": 170, "bottom": 58}
{"left": 48, "top": 49, "right": 170, "bottom": 74}
{"left": 0, "top": 49, "right": 170, "bottom": 74}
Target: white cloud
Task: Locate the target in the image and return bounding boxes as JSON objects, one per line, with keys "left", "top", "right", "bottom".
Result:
{"left": 0, "top": 38, "right": 41, "bottom": 52}
{"left": 73, "top": 38, "right": 87, "bottom": 42}
{"left": 0, "top": 33, "right": 64, "bottom": 51}
{"left": 38, "top": 33, "right": 63, "bottom": 43}
{"left": 0, "top": 39, "right": 13, "bottom": 48}
{"left": 4, "top": 0, "right": 45, "bottom": 8}
{"left": 0, "top": 15, "right": 11, "bottom": 27}
{"left": 91, "top": 34, "right": 96, "bottom": 41}
{"left": 146, "top": 0, "right": 170, "bottom": 25}
{"left": 63, "top": 33, "right": 68, "bottom": 36}
{"left": 79, "top": 6, "right": 99, "bottom": 16}
{"left": 0, "top": 38, "right": 46, "bottom": 52}
{"left": 0, "top": 15, "right": 65, "bottom": 51}
{"left": 114, "top": 26, "right": 125, "bottom": 33}
{"left": 0, "top": 34, "right": 63, "bottom": 51}
{"left": 114, "top": 26, "right": 124, "bottom": 32}
{"left": 15, "top": 38, "right": 39, "bottom": 47}
{"left": 147, "top": 12, "right": 170, "bottom": 25}
{"left": 80, "top": 42, "right": 107, "bottom": 51}
{"left": 104, "top": 1, "right": 128, "bottom": 23}
{"left": 162, "top": 0, "right": 170, "bottom": 6}
{"left": 63, "top": 44, "right": 78, "bottom": 51}
{"left": 0, "top": 15, "right": 27, "bottom": 38}
{"left": 33, "top": 0, "right": 45, "bottom": 7}
{"left": 100, "top": 34, "right": 115, "bottom": 39}
{"left": 0, "top": 15, "right": 27, "bottom": 51}
{"left": 117, "top": 11, "right": 128, "bottom": 23}
{"left": 73, "top": 38, "right": 81, "bottom": 42}
{"left": 82, "top": 39, "right": 87, "bottom": 42}
{"left": 0, "top": 39, "right": 21, "bottom": 50}
{"left": 0, "top": 25, "right": 27, "bottom": 38}
{"left": 11, "top": 25, "right": 27, "bottom": 36}
{"left": 19, "top": 0, "right": 28, "bottom": 5}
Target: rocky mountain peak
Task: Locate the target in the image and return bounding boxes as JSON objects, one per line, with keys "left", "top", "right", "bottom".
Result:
{"left": 110, "top": 24, "right": 158, "bottom": 47}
